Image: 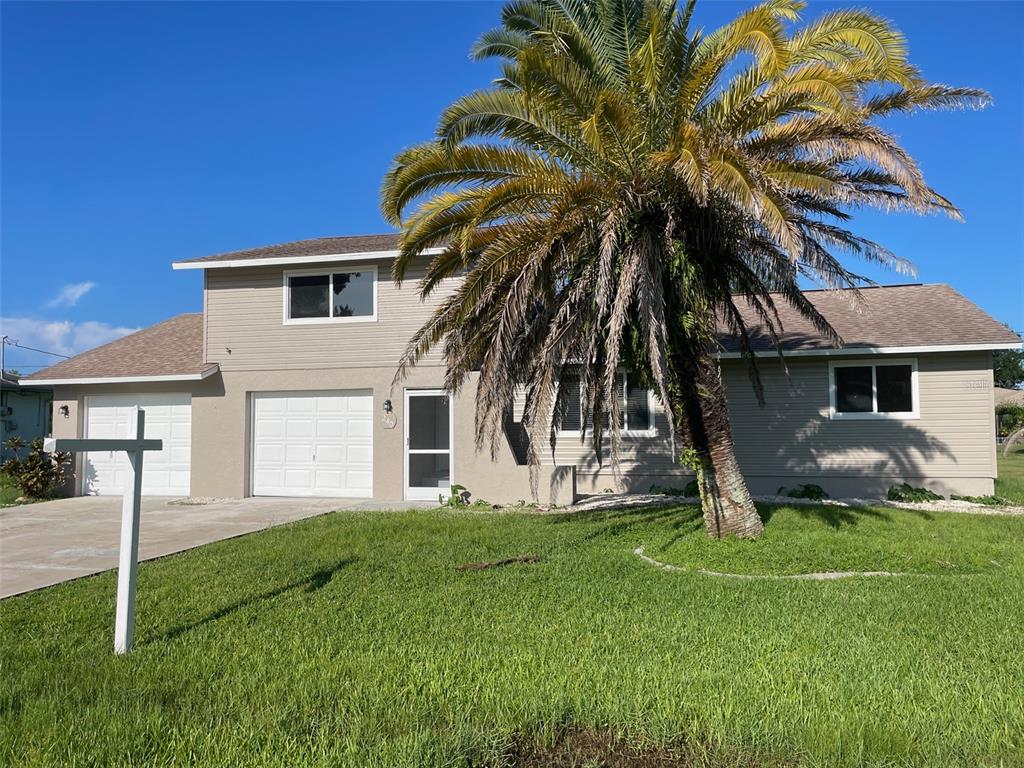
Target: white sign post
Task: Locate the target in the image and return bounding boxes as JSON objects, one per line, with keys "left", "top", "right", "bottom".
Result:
{"left": 45, "top": 407, "right": 162, "bottom": 654}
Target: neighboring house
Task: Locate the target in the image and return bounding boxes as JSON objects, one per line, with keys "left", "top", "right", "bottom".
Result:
{"left": 995, "top": 387, "right": 1024, "bottom": 407}
{"left": 1, "top": 373, "right": 52, "bottom": 461}
{"left": 22, "top": 235, "right": 1023, "bottom": 502}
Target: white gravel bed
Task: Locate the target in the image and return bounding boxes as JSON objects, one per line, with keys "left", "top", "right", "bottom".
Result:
{"left": 569, "top": 492, "right": 1024, "bottom": 517}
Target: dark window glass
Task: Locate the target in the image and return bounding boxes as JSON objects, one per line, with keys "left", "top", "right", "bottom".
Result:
{"left": 835, "top": 366, "right": 873, "bottom": 412}
{"left": 408, "top": 394, "right": 449, "bottom": 450}
{"left": 333, "top": 271, "right": 375, "bottom": 317}
{"left": 626, "top": 380, "right": 651, "bottom": 430}
{"left": 876, "top": 365, "right": 913, "bottom": 413}
{"left": 289, "top": 275, "right": 329, "bottom": 319}
{"left": 408, "top": 454, "right": 450, "bottom": 490}
{"left": 558, "top": 375, "right": 582, "bottom": 432}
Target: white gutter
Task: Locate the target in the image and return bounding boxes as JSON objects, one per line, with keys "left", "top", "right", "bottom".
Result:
{"left": 171, "top": 247, "right": 445, "bottom": 271}
{"left": 20, "top": 365, "right": 220, "bottom": 387}
{"left": 717, "top": 342, "right": 1021, "bottom": 359}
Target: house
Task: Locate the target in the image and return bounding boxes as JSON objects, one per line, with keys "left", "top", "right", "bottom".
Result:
{"left": 995, "top": 387, "right": 1024, "bottom": 407}
{"left": 23, "top": 235, "right": 1022, "bottom": 502}
{"left": 1, "top": 373, "right": 52, "bottom": 461}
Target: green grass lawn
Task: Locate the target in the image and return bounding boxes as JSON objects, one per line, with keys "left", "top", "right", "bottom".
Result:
{"left": 997, "top": 445, "right": 1024, "bottom": 504}
{"left": 3, "top": 505, "right": 1023, "bottom": 767}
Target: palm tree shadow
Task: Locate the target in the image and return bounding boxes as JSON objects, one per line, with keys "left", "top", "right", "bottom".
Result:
{"left": 150, "top": 557, "right": 357, "bottom": 644}
{"left": 761, "top": 502, "right": 934, "bottom": 529}
{"left": 547, "top": 502, "right": 704, "bottom": 542}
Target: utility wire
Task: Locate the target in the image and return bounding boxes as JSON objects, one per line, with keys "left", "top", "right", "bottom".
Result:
{"left": 0, "top": 338, "right": 70, "bottom": 359}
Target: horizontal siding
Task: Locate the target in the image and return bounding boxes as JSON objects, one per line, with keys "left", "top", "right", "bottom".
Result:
{"left": 521, "top": 352, "right": 995, "bottom": 480}
{"left": 204, "top": 258, "right": 457, "bottom": 371}
{"left": 725, "top": 353, "right": 995, "bottom": 478}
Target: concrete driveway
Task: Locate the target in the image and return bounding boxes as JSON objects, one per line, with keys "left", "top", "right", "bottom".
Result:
{"left": 1, "top": 496, "right": 424, "bottom": 598}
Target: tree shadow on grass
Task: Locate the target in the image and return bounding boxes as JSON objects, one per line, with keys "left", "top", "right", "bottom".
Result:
{"left": 150, "top": 557, "right": 357, "bottom": 644}
{"left": 553, "top": 497, "right": 938, "bottom": 543}
{"left": 546, "top": 503, "right": 704, "bottom": 543}
{"left": 760, "top": 501, "right": 934, "bottom": 529}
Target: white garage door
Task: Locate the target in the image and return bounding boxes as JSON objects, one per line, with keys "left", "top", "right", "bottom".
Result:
{"left": 84, "top": 393, "right": 192, "bottom": 496}
{"left": 252, "top": 391, "right": 373, "bottom": 497}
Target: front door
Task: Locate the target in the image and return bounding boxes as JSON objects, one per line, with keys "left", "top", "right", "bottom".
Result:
{"left": 404, "top": 390, "right": 452, "bottom": 501}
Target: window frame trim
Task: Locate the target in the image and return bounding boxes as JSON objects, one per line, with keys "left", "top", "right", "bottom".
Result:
{"left": 828, "top": 357, "right": 919, "bottom": 420}
{"left": 555, "top": 372, "right": 658, "bottom": 438}
{"left": 282, "top": 265, "right": 378, "bottom": 325}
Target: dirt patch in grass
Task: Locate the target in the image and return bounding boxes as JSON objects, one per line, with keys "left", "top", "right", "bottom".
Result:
{"left": 456, "top": 554, "right": 540, "bottom": 571}
{"left": 495, "top": 728, "right": 767, "bottom": 767}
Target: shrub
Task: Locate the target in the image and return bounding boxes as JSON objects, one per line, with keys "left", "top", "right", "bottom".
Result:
{"left": 887, "top": 483, "right": 943, "bottom": 503}
{"left": 1, "top": 437, "right": 72, "bottom": 499}
{"left": 996, "top": 403, "right": 1024, "bottom": 437}
{"left": 650, "top": 479, "right": 700, "bottom": 497}
{"left": 950, "top": 494, "right": 1012, "bottom": 507}
{"left": 777, "top": 483, "right": 829, "bottom": 501}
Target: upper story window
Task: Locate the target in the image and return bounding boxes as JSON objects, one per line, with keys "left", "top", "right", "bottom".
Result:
{"left": 829, "top": 359, "right": 918, "bottom": 419}
{"left": 556, "top": 372, "right": 655, "bottom": 435}
{"left": 284, "top": 266, "right": 377, "bottom": 324}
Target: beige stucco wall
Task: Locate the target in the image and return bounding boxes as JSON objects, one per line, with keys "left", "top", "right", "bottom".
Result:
{"left": 189, "top": 367, "right": 571, "bottom": 505}
{"left": 50, "top": 350, "right": 999, "bottom": 502}
{"left": 46, "top": 250, "right": 999, "bottom": 503}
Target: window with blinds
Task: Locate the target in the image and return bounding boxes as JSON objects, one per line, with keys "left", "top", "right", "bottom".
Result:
{"left": 556, "top": 373, "right": 653, "bottom": 433}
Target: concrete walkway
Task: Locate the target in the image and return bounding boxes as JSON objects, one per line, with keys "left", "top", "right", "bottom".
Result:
{"left": 1, "top": 496, "right": 432, "bottom": 598}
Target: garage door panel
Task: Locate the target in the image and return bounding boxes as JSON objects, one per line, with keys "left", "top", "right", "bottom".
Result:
{"left": 85, "top": 394, "right": 191, "bottom": 497}
{"left": 286, "top": 420, "right": 315, "bottom": 439}
{"left": 316, "top": 420, "right": 345, "bottom": 438}
{"left": 347, "top": 470, "right": 373, "bottom": 489}
{"left": 252, "top": 391, "right": 373, "bottom": 498}
{"left": 346, "top": 444, "right": 372, "bottom": 463}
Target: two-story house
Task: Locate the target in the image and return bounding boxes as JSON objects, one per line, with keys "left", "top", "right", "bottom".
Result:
{"left": 24, "top": 234, "right": 1022, "bottom": 503}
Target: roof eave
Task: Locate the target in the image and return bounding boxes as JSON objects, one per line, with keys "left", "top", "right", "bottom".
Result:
{"left": 172, "top": 247, "right": 445, "bottom": 271}
{"left": 20, "top": 364, "right": 220, "bottom": 387}
{"left": 717, "top": 342, "right": 1022, "bottom": 359}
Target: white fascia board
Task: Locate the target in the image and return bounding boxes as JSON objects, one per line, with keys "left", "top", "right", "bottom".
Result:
{"left": 717, "top": 342, "right": 1022, "bottom": 359}
{"left": 172, "top": 247, "right": 445, "bottom": 271}
{"left": 20, "top": 366, "right": 220, "bottom": 387}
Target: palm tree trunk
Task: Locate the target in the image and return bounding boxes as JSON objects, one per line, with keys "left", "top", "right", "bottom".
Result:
{"left": 674, "top": 353, "right": 763, "bottom": 539}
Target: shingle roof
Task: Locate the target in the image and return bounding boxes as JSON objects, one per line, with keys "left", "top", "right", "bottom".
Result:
{"left": 24, "top": 314, "right": 214, "bottom": 382}
{"left": 20, "top": 284, "right": 1020, "bottom": 385}
{"left": 177, "top": 234, "right": 402, "bottom": 265}
{"left": 718, "top": 283, "right": 1020, "bottom": 352}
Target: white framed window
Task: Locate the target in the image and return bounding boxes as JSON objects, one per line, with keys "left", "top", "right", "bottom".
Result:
{"left": 828, "top": 358, "right": 919, "bottom": 420}
{"left": 283, "top": 265, "right": 377, "bottom": 324}
{"left": 556, "top": 372, "right": 656, "bottom": 436}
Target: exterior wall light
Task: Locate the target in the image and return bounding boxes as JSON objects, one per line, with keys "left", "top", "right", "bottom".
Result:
{"left": 59, "top": 405, "right": 70, "bottom": 418}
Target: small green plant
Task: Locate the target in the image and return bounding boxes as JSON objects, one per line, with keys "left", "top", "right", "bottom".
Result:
{"left": 950, "top": 494, "right": 1012, "bottom": 507}
{"left": 887, "top": 483, "right": 944, "bottom": 503}
{"left": 1, "top": 437, "right": 72, "bottom": 499}
{"left": 441, "top": 484, "right": 494, "bottom": 509}
{"left": 650, "top": 479, "right": 700, "bottom": 497}
{"left": 777, "top": 483, "right": 829, "bottom": 501}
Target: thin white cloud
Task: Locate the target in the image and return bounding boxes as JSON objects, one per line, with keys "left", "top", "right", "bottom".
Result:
{"left": 46, "top": 281, "right": 96, "bottom": 308}
{"left": 0, "top": 317, "right": 140, "bottom": 359}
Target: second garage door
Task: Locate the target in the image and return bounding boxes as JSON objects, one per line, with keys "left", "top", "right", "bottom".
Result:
{"left": 84, "top": 393, "right": 192, "bottom": 496}
{"left": 251, "top": 391, "right": 373, "bottom": 497}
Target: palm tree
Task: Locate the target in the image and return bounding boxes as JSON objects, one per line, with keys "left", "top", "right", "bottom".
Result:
{"left": 380, "top": 0, "right": 988, "bottom": 538}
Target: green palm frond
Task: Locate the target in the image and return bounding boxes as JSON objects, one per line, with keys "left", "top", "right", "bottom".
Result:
{"left": 381, "top": 0, "right": 989, "bottom": 465}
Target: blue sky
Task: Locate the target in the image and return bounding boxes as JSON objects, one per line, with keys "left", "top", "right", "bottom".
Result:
{"left": 2, "top": 1, "right": 1021, "bottom": 373}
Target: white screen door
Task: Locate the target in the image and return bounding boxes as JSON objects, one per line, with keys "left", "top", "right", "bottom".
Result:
{"left": 404, "top": 390, "right": 452, "bottom": 501}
